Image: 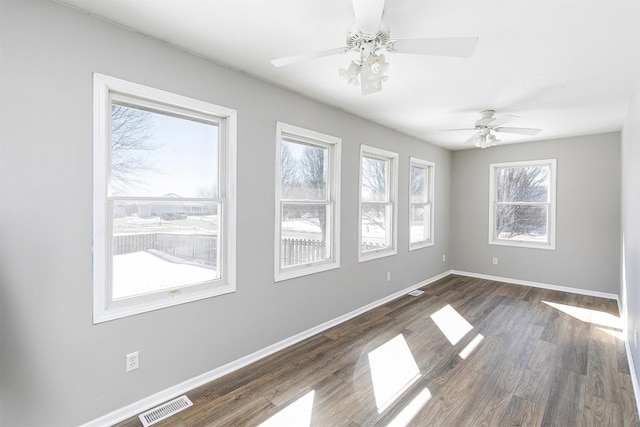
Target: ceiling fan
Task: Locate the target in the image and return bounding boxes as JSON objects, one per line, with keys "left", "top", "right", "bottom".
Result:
{"left": 270, "top": 0, "right": 478, "bottom": 95}
{"left": 442, "top": 110, "right": 542, "bottom": 148}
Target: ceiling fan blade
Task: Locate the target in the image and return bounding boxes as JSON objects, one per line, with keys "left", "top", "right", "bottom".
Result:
{"left": 352, "top": 0, "right": 385, "bottom": 35}
{"left": 389, "top": 37, "right": 479, "bottom": 58}
{"left": 465, "top": 133, "right": 480, "bottom": 145}
{"left": 494, "top": 127, "right": 542, "bottom": 136}
{"left": 488, "top": 114, "right": 518, "bottom": 127}
{"left": 270, "top": 47, "right": 349, "bottom": 67}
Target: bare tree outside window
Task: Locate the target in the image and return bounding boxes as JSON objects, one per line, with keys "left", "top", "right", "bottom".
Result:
{"left": 279, "top": 138, "right": 331, "bottom": 267}
{"left": 410, "top": 166, "right": 425, "bottom": 200}
{"left": 281, "top": 141, "right": 300, "bottom": 199}
{"left": 362, "top": 156, "right": 387, "bottom": 201}
{"left": 361, "top": 156, "right": 389, "bottom": 233}
{"left": 110, "top": 104, "right": 161, "bottom": 194}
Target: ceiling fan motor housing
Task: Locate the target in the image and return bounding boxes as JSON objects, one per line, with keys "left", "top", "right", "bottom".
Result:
{"left": 346, "top": 21, "right": 391, "bottom": 57}
{"left": 475, "top": 110, "right": 497, "bottom": 127}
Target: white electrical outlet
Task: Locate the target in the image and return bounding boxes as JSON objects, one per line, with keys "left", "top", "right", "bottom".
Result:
{"left": 492, "top": 257, "right": 498, "bottom": 265}
{"left": 126, "top": 351, "right": 139, "bottom": 372}
{"left": 386, "top": 272, "right": 391, "bottom": 281}
{"left": 442, "top": 254, "right": 446, "bottom": 262}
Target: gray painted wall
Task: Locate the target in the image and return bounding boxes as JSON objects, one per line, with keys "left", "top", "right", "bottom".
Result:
{"left": 0, "top": 1, "right": 451, "bottom": 425}
{"left": 451, "top": 133, "right": 621, "bottom": 294}
{"left": 622, "top": 69, "right": 640, "bottom": 387}
{"left": 0, "top": 1, "right": 630, "bottom": 425}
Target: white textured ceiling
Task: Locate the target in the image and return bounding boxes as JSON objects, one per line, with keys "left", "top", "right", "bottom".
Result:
{"left": 58, "top": 0, "right": 640, "bottom": 150}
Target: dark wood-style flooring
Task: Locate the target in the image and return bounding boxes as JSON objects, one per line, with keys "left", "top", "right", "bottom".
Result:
{"left": 116, "top": 275, "right": 639, "bottom": 426}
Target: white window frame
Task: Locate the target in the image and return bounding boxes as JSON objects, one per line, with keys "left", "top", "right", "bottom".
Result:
{"left": 93, "top": 73, "right": 237, "bottom": 323}
{"left": 489, "top": 159, "right": 557, "bottom": 250}
{"left": 409, "top": 157, "right": 435, "bottom": 250}
{"left": 359, "top": 145, "right": 398, "bottom": 262}
{"left": 274, "top": 122, "right": 341, "bottom": 281}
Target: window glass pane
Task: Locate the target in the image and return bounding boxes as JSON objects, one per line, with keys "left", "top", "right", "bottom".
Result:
{"left": 496, "top": 166, "right": 549, "bottom": 203}
{"left": 110, "top": 103, "right": 219, "bottom": 198}
{"left": 281, "top": 203, "right": 329, "bottom": 267}
{"left": 361, "top": 203, "right": 392, "bottom": 251}
{"left": 281, "top": 139, "right": 327, "bottom": 200}
{"left": 496, "top": 204, "right": 548, "bottom": 242}
{"left": 410, "top": 166, "right": 427, "bottom": 203}
{"left": 362, "top": 156, "right": 388, "bottom": 202}
{"left": 112, "top": 200, "right": 219, "bottom": 299}
{"left": 410, "top": 204, "right": 430, "bottom": 243}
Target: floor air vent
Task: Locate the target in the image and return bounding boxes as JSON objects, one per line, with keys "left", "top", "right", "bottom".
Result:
{"left": 408, "top": 289, "right": 424, "bottom": 296}
{"left": 139, "top": 395, "right": 193, "bottom": 427}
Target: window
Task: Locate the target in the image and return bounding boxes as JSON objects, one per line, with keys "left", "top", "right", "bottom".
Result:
{"left": 409, "top": 157, "right": 434, "bottom": 249}
{"left": 93, "top": 73, "right": 236, "bottom": 323}
{"left": 359, "top": 145, "right": 398, "bottom": 261}
{"left": 489, "top": 159, "right": 556, "bottom": 249}
{"left": 275, "top": 122, "right": 341, "bottom": 281}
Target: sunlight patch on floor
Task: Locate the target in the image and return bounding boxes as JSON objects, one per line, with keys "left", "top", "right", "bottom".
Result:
{"left": 257, "top": 390, "right": 315, "bottom": 427}
{"left": 386, "top": 387, "right": 432, "bottom": 427}
{"left": 597, "top": 327, "right": 626, "bottom": 340}
{"left": 431, "top": 304, "right": 474, "bottom": 345}
{"left": 459, "top": 333, "right": 484, "bottom": 359}
{"left": 368, "top": 334, "right": 421, "bottom": 413}
{"left": 542, "top": 301, "right": 622, "bottom": 329}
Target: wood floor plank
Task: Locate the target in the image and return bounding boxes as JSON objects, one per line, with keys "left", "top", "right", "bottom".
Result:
{"left": 540, "top": 368, "right": 586, "bottom": 427}
{"left": 583, "top": 395, "right": 623, "bottom": 427}
{"left": 413, "top": 365, "right": 488, "bottom": 426}
{"left": 587, "top": 337, "right": 620, "bottom": 402}
{"left": 514, "top": 339, "right": 558, "bottom": 405}
{"left": 558, "top": 322, "right": 591, "bottom": 375}
{"left": 619, "top": 372, "right": 640, "bottom": 426}
{"left": 113, "top": 275, "right": 638, "bottom": 427}
{"left": 467, "top": 365, "right": 524, "bottom": 426}
{"left": 501, "top": 395, "right": 546, "bottom": 427}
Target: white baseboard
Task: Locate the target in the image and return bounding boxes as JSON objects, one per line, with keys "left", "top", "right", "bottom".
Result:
{"left": 80, "top": 270, "right": 450, "bottom": 427}
{"left": 450, "top": 270, "right": 619, "bottom": 301}
{"left": 625, "top": 337, "right": 640, "bottom": 416}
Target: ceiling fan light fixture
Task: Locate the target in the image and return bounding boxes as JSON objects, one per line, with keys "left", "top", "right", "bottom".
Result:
{"left": 358, "top": 53, "right": 388, "bottom": 94}
{"left": 366, "top": 53, "right": 388, "bottom": 75}
{"left": 339, "top": 61, "right": 362, "bottom": 86}
{"left": 475, "top": 133, "right": 500, "bottom": 149}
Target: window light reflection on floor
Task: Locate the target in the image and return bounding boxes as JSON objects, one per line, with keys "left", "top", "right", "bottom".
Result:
{"left": 386, "top": 387, "right": 432, "bottom": 427}
{"left": 597, "top": 327, "right": 625, "bottom": 340}
{"left": 458, "top": 333, "right": 484, "bottom": 359}
{"left": 430, "top": 304, "right": 474, "bottom": 345}
{"left": 542, "top": 301, "right": 622, "bottom": 329}
{"left": 368, "top": 334, "right": 421, "bottom": 413}
{"left": 257, "top": 390, "right": 315, "bottom": 427}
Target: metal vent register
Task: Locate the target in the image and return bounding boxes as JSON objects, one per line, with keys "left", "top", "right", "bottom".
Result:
{"left": 139, "top": 395, "right": 193, "bottom": 427}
